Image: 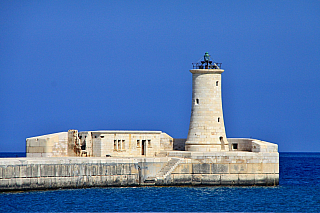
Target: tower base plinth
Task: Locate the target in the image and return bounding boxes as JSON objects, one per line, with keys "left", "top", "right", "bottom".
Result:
{"left": 185, "top": 144, "right": 229, "bottom": 152}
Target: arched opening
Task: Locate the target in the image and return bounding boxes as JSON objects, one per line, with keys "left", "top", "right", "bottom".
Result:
{"left": 220, "top": 136, "right": 225, "bottom": 150}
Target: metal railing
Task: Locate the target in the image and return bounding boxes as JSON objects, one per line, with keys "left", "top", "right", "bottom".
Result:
{"left": 192, "top": 62, "right": 222, "bottom": 69}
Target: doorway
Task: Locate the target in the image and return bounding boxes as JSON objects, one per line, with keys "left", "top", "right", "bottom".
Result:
{"left": 220, "top": 136, "right": 225, "bottom": 150}
{"left": 142, "top": 140, "right": 146, "bottom": 156}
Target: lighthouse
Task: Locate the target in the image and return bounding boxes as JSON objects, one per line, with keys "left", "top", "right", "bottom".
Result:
{"left": 185, "top": 52, "right": 229, "bottom": 152}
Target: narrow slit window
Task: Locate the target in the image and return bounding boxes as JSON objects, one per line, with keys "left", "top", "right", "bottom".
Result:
{"left": 137, "top": 140, "right": 140, "bottom": 147}
{"left": 216, "top": 81, "right": 219, "bottom": 86}
{"left": 114, "top": 140, "right": 117, "bottom": 150}
{"left": 148, "top": 140, "right": 151, "bottom": 147}
{"left": 218, "top": 117, "right": 220, "bottom": 122}
{"left": 195, "top": 98, "right": 199, "bottom": 105}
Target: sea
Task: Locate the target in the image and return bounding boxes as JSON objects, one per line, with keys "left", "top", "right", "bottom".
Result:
{"left": 0, "top": 152, "right": 320, "bottom": 212}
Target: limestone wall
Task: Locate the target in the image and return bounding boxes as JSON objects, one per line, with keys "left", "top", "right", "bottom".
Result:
{"left": 0, "top": 157, "right": 168, "bottom": 191}
{"left": 27, "top": 130, "right": 173, "bottom": 158}
{"left": 160, "top": 133, "right": 174, "bottom": 151}
{"left": 90, "top": 131, "right": 167, "bottom": 157}
{"left": 179, "top": 154, "right": 277, "bottom": 186}
{"left": 26, "top": 132, "right": 68, "bottom": 157}
{"left": 0, "top": 152, "right": 279, "bottom": 191}
{"left": 228, "top": 138, "right": 278, "bottom": 152}
{"left": 157, "top": 151, "right": 279, "bottom": 186}
{"left": 186, "top": 69, "right": 229, "bottom": 152}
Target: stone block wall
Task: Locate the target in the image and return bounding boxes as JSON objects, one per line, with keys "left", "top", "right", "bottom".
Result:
{"left": 26, "top": 132, "right": 68, "bottom": 157}
{"left": 186, "top": 69, "right": 229, "bottom": 152}
{"left": 90, "top": 131, "right": 171, "bottom": 157}
{"left": 0, "top": 157, "right": 168, "bottom": 191}
{"left": 26, "top": 130, "right": 174, "bottom": 158}
{"left": 0, "top": 153, "right": 279, "bottom": 191}
{"left": 160, "top": 133, "right": 174, "bottom": 151}
{"left": 252, "top": 140, "right": 278, "bottom": 152}
{"left": 164, "top": 152, "right": 279, "bottom": 186}
{"left": 227, "top": 138, "right": 278, "bottom": 153}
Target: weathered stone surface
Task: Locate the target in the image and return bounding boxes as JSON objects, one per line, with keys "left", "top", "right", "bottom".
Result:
{"left": 212, "top": 163, "right": 229, "bottom": 174}
{"left": 221, "top": 174, "right": 239, "bottom": 185}
{"left": 185, "top": 69, "right": 229, "bottom": 152}
{"left": 0, "top": 155, "right": 279, "bottom": 191}
{"left": 193, "top": 163, "right": 211, "bottom": 174}
{"left": 201, "top": 174, "right": 221, "bottom": 185}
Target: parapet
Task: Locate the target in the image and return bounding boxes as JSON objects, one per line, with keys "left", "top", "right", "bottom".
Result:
{"left": 26, "top": 132, "right": 68, "bottom": 157}
{"left": 228, "top": 138, "right": 278, "bottom": 152}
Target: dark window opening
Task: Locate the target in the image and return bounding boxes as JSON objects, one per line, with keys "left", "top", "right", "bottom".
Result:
{"left": 232, "top": 143, "right": 238, "bottom": 150}
{"left": 220, "top": 136, "right": 225, "bottom": 150}
{"left": 216, "top": 81, "right": 219, "bottom": 86}
{"left": 142, "top": 140, "right": 146, "bottom": 155}
{"left": 100, "top": 135, "right": 104, "bottom": 138}
{"left": 81, "top": 144, "right": 86, "bottom": 150}
{"left": 196, "top": 99, "right": 199, "bottom": 105}
{"left": 218, "top": 117, "right": 220, "bottom": 122}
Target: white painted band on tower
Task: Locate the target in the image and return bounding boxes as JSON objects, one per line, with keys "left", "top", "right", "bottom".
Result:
{"left": 185, "top": 67, "right": 229, "bottom": 152}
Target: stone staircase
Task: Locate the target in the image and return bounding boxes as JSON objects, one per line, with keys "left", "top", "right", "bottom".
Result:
{"left": 144, "top": 158, "right": 181, "bottom": 185}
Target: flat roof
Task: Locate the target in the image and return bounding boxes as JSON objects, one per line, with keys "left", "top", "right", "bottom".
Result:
{"left": 80, "top": 130, "right": 163, "bottom": 134}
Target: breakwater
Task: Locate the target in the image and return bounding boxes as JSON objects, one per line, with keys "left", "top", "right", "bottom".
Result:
{"left": 0, "top": 151, "right": 278, "bottom": 191}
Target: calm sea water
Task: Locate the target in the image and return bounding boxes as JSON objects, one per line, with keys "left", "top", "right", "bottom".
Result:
{"left": 0, "top": 152, "right": 320, "bottom": 212}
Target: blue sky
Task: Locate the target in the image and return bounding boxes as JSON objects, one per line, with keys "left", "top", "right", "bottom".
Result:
{"left": 1, "top": 1, "right": 319, "bottom": 152}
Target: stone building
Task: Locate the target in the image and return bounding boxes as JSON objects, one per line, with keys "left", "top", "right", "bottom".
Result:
{"left": 27, "top": 130, "right": 173, "bottom": 157}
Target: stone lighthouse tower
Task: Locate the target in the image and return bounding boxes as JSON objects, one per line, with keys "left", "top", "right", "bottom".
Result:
{"left": 185, "top": 52, "right": 229, "bottom": 152}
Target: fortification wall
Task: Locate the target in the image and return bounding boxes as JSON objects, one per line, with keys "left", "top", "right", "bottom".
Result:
{"left": 0, "top": 157, "right": 167, "bottom": 192}
{"left": 0, "top": 151, "right": 279, "bottom": 191}
{"left": 158, "top": 152, "right": 279, "bottom": 186}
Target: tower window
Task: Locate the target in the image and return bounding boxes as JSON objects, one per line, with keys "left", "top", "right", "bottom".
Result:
{"left": 216, "top": 81, "right": 219, "bottom": 86}
{"left": 195, "top": 99, "right": 199, "bottom": 105}
{"left": 218, "top": 117, "right": 220, "bottom": 122}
